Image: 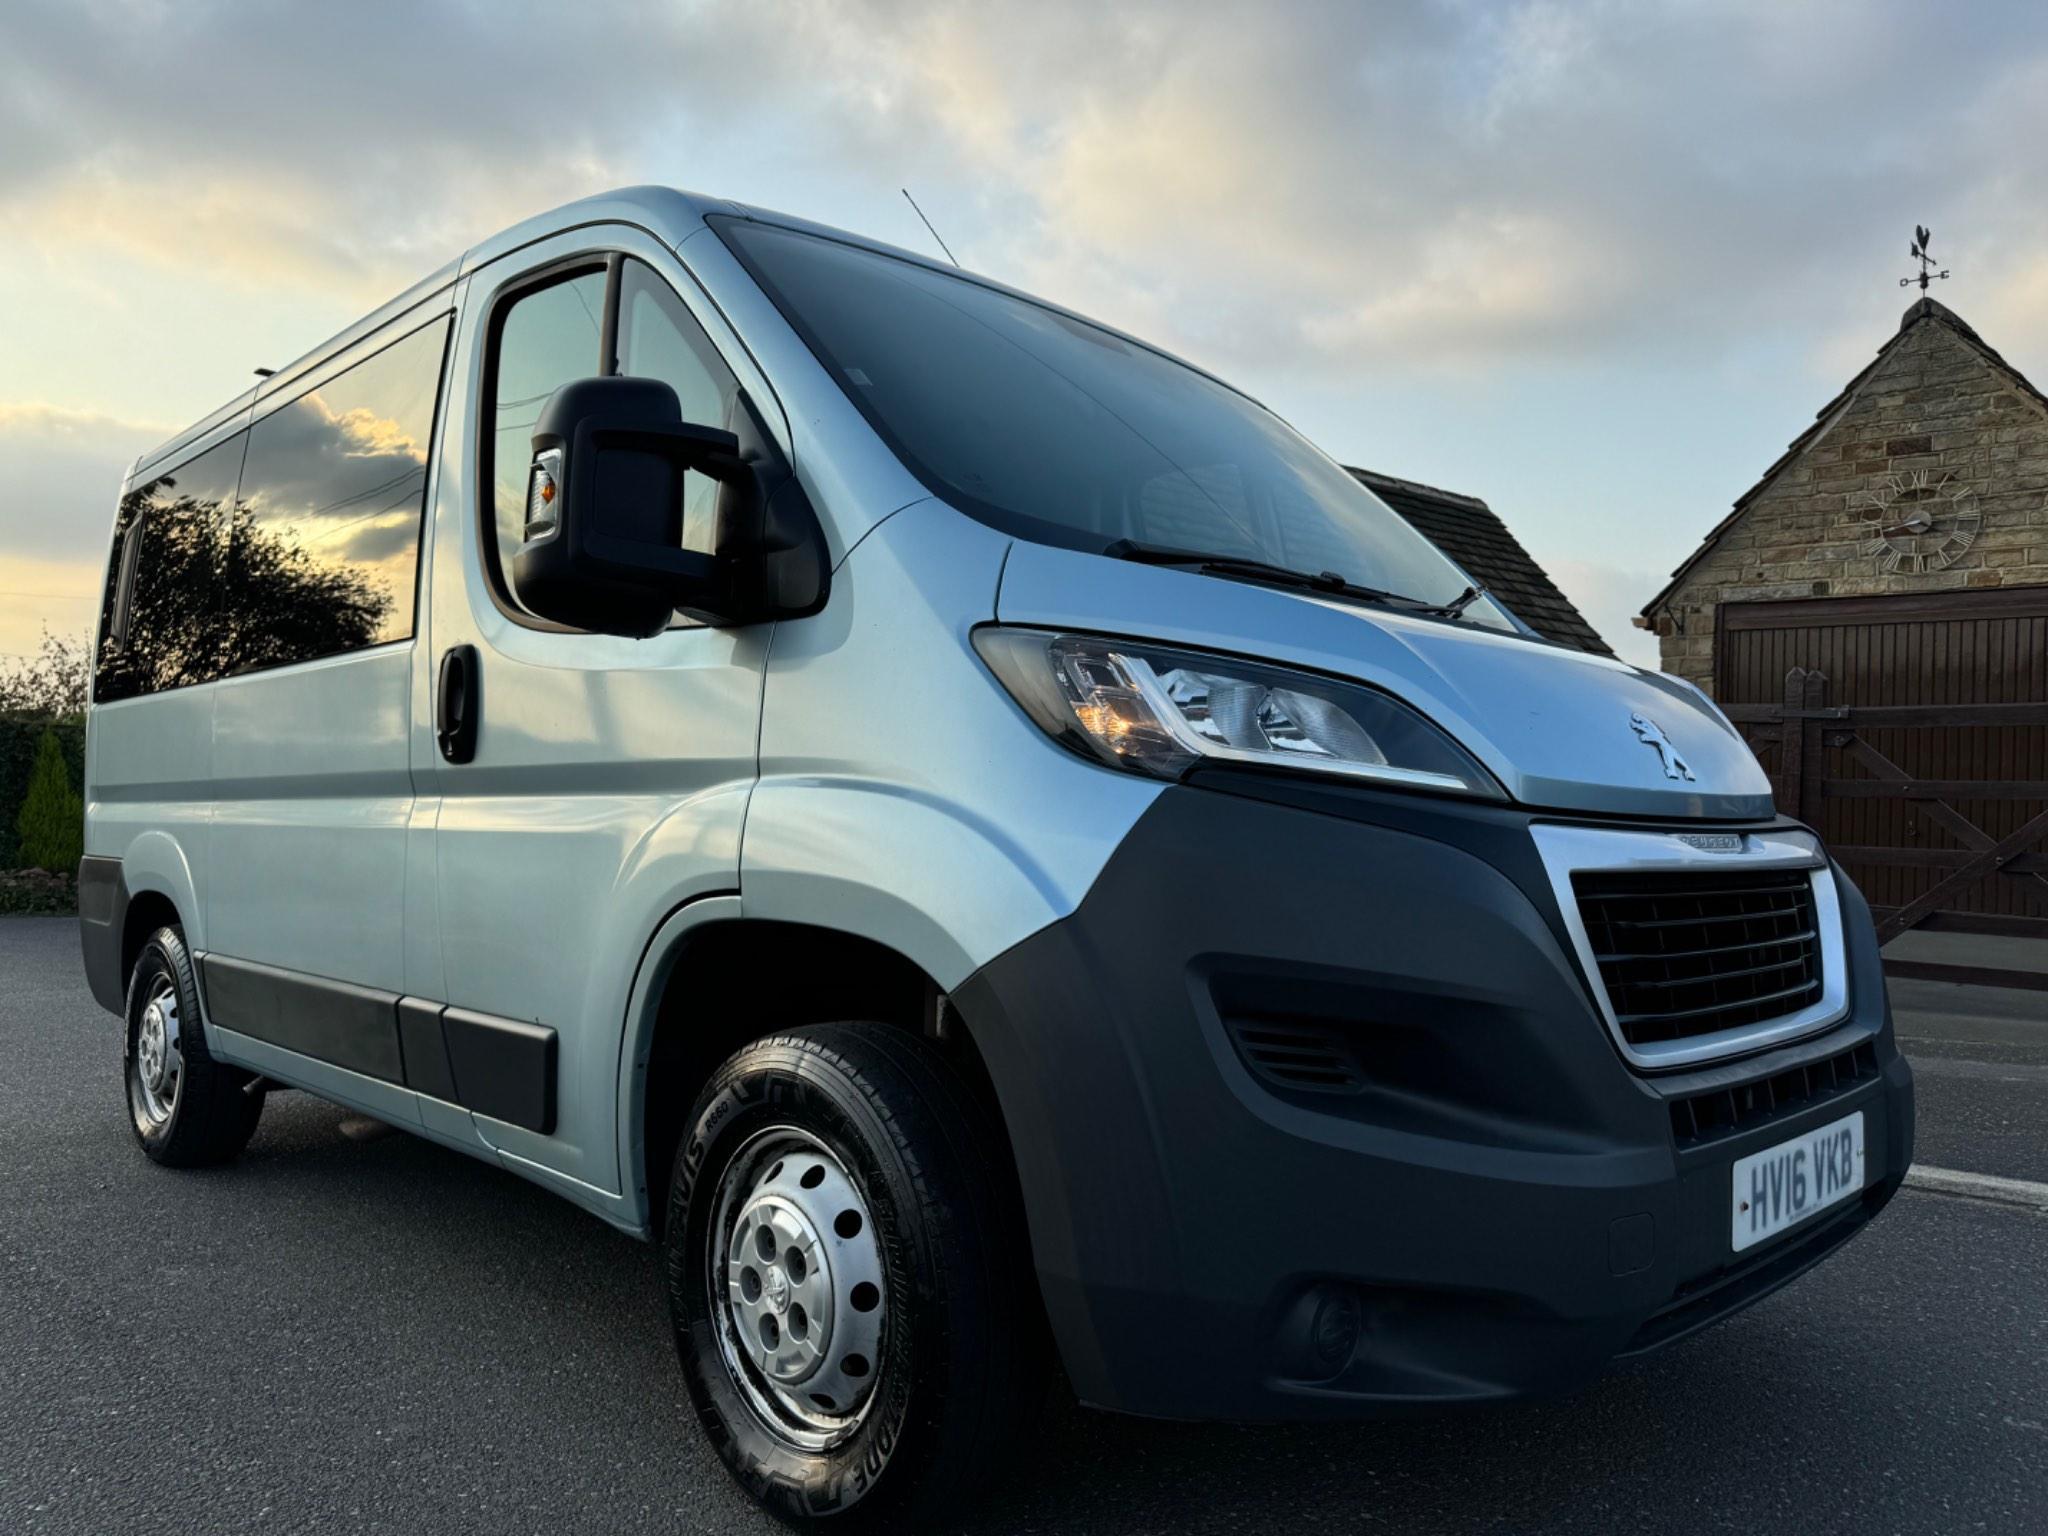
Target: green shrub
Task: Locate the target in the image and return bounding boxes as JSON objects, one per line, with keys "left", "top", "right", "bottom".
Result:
{"left": 16, "top": 729, "right": 83, "bottom": 874}
{"left": 0, "top": 716, "right": 85, "bottom": 868}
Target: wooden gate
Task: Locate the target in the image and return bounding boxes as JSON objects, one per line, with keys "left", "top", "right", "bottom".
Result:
{"left": 1714, "top": 588, "right": 2048, "bottom": 990}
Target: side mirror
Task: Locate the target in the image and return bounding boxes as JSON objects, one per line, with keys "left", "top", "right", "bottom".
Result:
{"left": 512, "top": 376, "right": 745, "bottom": 636}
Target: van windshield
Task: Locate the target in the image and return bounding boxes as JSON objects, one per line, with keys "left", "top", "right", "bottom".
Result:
{"left": 717, "top": 217, "right": 1515, "bottom": 631}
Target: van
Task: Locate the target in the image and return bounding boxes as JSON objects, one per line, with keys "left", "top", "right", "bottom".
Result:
{"left": 79, "top": 187, "right": 1914, "bottom": 1526}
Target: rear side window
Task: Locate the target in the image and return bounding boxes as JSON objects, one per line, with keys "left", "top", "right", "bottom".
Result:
{"left": 94, "top": 433, "right": 245, "bottom": 704}
{"left": 226, "top": 316, "right": 450, "bottom": 673}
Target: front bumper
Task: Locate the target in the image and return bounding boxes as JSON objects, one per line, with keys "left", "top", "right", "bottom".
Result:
{"left": 953, "top": 775, "right": 1914, "bottom": 1420}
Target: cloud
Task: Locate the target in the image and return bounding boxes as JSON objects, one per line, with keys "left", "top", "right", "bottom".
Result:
{"left": 0, "top": 0, "right": 740, "bottom": 298}
{"left": 0, "top": 551, "right": 106, "bottom": 660}
{"left": 6, "top": 0, "right": 2048, "bottom": 657}
{"left": 1, "top": 402, "right": 165, "bottom": 654}
{"left": 3, "top": 403, "right": 170, "bottom": 567}
{"left": 643, "top": 0, "right": 2048, "bottom": 383}
{"left": 8, "top": 0, "right": 2048, "bottom": 377}
{"left": 0, "top": 401, "right": 173, "bottom": 443}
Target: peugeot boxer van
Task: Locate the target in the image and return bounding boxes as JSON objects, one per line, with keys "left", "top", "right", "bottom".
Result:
{"left": 80, "top": 187, "right": 1914, "bottom": 1526}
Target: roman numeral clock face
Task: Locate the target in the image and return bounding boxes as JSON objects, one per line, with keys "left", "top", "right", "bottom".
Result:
{"left": 1856, "top": 470, "right": 1981, "bottom": 574}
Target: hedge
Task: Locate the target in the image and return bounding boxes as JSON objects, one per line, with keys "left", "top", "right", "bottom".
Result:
{"left": 0, "top": 715, "right": 84, "bottom": 871}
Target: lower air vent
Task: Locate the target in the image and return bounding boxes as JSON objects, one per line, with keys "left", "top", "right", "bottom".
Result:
{"left": 1224, "top": 1018, "right": 1366, "bottom": 1095}
{"left": 1669, "top": 1040, "right": 1880, "bottom": 1147}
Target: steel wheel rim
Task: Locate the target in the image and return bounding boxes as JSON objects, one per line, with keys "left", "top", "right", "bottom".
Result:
{"left": 708, "top": 1125, "right": 889, "bottom": 1451}
{"left": 131, "top": 974, "right": 183, "bottom": 1130}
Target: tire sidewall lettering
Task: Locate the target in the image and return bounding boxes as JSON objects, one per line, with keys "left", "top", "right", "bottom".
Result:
{"left": 668, "top": 1049, "right": 921, "bottom": 1518}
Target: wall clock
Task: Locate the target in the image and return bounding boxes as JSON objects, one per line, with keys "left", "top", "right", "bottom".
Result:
{"left": 1855, "top": 469, "right": 1980, "bottom": 574}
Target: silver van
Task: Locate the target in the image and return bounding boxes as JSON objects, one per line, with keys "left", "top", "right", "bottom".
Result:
{"left": 79, "top": 187, "right": 1914, "bottom": 1526}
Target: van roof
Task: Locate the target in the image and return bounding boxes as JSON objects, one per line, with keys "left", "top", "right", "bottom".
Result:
{"left": 132, "top": 185, "right": 1246, "bottom": 481}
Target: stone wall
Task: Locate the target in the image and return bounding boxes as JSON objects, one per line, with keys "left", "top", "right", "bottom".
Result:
{"left": 1647, "top": 309, "right": 2048, "bottom": 693}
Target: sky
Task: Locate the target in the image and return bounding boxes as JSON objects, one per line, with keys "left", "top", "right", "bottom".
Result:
{"left": 8, "top": 0, "right": 2048, "bottom": 670}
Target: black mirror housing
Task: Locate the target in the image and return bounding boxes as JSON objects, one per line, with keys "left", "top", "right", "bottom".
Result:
{"left": 512, "top": 376, "right": 744, "bottom": 637}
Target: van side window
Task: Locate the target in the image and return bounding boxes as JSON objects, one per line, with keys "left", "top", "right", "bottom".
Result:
{"left": 227, "top": 316, "right": 450, "bottom": 673}
{"left": 616, "top": 258, "right": 741, "bottom": 553}
{"left": 94, "top": 433, "right": 245, "bottom": 704}
{"left": 484, "top": 259, "right": 741, "bottom": 615}
{"left": 488, "top": 270, "right": 607, "bottom": 599}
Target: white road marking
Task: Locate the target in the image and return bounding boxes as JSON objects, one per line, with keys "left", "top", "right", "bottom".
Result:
{"left": 1903, "top": 1164, "right": 2048, "bottom": 1211}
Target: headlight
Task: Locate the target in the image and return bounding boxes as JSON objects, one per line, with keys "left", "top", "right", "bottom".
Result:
{"left": 974, "top": 628, "right": 1502, "bottom": 798}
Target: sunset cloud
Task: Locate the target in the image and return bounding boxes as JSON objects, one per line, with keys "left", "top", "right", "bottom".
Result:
{"left": 8, "top": 1, "right": 2047, "bottom": 373}
{"left": 4, "top": 0, "right": 2047, "bottom": 666}
{"left": 1, "top": 402, "right": 167, "bottom": 654}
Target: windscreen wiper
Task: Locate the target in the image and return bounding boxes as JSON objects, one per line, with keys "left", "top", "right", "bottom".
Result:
{"left": 1435, "top": 584, "right": 1487, "bottom": 619}
{"left": 1104, "top": 538, "right": 1482, "bottom": 620}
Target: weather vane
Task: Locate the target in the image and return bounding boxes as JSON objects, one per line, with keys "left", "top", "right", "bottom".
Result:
{"left": 1900, "top": 225, "right": 1949, "bottom": 293}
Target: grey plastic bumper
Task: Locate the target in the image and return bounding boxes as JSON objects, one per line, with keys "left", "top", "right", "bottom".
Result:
{"left": 954, "top": 779, "right": 1913, "bottom": 1420}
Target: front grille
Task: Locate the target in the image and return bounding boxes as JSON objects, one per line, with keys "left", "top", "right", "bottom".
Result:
{"left": 1668, "top": 1040, "right": 1879, "bottom": 1147}
{"left": 1573, "top": 866, "right": 1823, "bottom": 1050}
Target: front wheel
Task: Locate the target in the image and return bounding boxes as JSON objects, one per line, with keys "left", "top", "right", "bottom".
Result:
{"left": 665, "top": 1023, "right": 1038, "bottom": 1526}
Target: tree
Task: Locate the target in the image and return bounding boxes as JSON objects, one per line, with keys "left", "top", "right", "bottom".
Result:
{"left": 217, "top": 501, "right": 393, "bottom": 675}
{"left": 0, "top": 629, "right": 89, "bottom": 718}
{"left": 94, "top": 481, "right": 393, "bottom": 702}
{"left": 17, "top": 729, "right": 83, "bottom": 873}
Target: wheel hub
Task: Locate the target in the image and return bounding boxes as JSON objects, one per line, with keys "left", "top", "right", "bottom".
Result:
{"left": 139, "top": 1000, "right": 169, "bottom": 1090}
{"left": 713, "top": 1129, "right": 889, "bottom": 1446}
{"left": 730, "top": 1193, "right": 835, "bottom": 1385}
{"left": 130, "top": 978, "right": 182, "bottom": 1128}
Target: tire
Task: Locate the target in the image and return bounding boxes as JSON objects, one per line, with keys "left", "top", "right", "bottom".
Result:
{"left": 124, "top": 924, "right": 264, "bottom": 1166}
{"left": 665, "top": 1022, "right": 1039, "bottom": 1527}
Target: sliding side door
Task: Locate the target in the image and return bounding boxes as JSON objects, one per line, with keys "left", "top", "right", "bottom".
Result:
{"left": 202, "top": 309, "right": 454, "bottom": 1101}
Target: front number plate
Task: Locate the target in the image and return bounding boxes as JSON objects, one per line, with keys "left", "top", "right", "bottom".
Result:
{"left": 1730, "top": 1110, "right": 1866, "bottom": 1253}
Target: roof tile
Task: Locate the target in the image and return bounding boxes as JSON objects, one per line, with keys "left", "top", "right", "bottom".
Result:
{"left": 1346, "top": 468, "right": 1613, "bottom": 654}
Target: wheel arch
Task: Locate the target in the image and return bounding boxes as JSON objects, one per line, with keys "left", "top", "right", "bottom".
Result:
{"left": 619, "top": 901, "right": 1021, "bottom": 1244}
{"left": 80, "top": 832, "right": 203, "bottom": 1016}
{"left": 121, "top": 888, "right": 183, "bottom": 988}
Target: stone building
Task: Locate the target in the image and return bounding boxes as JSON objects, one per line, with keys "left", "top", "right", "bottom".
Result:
{"left": 1637, "top": 297, "right": 2048, "bottom": 971}
{"left": 1639, "top": 297, "right": 2048, "bottom": 692}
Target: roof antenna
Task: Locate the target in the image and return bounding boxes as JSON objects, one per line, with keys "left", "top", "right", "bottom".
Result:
{"left": 901, "top": 188, "right": 960, "bottom": 267}
{"left": 253, "top": 367, "right": 275, "bottom": 378}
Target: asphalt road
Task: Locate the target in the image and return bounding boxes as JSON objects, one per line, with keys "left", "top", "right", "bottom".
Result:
{"left": 3, "top": 914, "right": 2044, "bottom": 1534}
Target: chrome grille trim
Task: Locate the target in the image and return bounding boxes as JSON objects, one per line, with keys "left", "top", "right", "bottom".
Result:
{"left": 1530, "top": 824, "right": 1850, "bottom": 1071}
